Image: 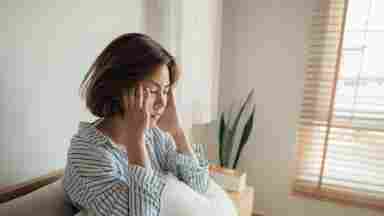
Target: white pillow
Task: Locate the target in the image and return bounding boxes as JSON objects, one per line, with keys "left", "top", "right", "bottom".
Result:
{"left": 160, "top": 174, "right": 238, "bottom": 216}
{"left": 75, "top": 175, "right": 238, "bottom": 216}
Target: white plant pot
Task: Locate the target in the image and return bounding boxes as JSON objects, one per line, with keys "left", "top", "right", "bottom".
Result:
{"left": 209, "top": 165, "right": 247, "bottom": 192}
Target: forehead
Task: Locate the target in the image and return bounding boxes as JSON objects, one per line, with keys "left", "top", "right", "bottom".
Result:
{"left": 142, "top": 64, "right": 170, "bottom": 87}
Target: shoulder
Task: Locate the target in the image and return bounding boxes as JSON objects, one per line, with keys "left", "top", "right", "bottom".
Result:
{"left": 69, "top": 133, "right": 111, "bottom": 156}
{"left": 71, "top": 121, "right": 110, "bottom": 146}
{"left": 66, "top": 134, "right": 119, "bottom": 181}
{"left": 69, "top": 120, "right": 114, "bottom": 152}
{"left": 67, "top": 124, "right": 118, "bottom": 169}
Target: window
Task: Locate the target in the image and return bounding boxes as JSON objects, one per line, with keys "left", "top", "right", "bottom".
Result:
{"left": 294, "top": 0, "right": 384, "bottom": 210}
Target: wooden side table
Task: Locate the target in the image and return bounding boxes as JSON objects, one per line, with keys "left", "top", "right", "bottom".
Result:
{"left": 226, "top": 186, "right": 254, "bottom": 216}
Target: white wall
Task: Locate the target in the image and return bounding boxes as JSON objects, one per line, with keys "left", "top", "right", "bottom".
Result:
{"left": 178, "top": 0, "right": 222, "bottom": 126}
{"left": 218, "top": 0, "right": 382, "bottom": 215}
{"left": 143, "top": 0, "right": 222, "bottom": 137}
{"left": 0, "top": 0, "right": 144, "bottom": 185}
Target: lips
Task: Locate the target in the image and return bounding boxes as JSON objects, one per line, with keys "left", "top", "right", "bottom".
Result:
{"left": 151, "top": 113, "right": 161, "bottom": 119}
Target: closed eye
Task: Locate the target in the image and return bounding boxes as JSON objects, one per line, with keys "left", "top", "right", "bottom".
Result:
{"left": 150, "top": 88, "right": 169, "bottom": 95}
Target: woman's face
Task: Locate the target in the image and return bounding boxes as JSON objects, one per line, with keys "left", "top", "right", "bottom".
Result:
{"left": 140, "top": 64, "right": 170, "bottom": 127}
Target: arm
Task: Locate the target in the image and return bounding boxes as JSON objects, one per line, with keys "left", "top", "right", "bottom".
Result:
{"left": 122, "top": 132, "right": 152, "bottom": 169}
{"left": 64, "top": 140, "right": 166, "bottom": 216}
{"left": 155, "top": 129, "right": 209, "bottom": 194}
{"left": 171, "top": 129, "right": 194, "bottom": 155}
{"left": 155, "top": 88, "right": 209, "bottom": 193}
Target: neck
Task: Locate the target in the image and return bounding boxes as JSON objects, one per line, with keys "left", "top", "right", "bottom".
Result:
{"left": 97, "top": 115, "right": 127, "bottom": 146}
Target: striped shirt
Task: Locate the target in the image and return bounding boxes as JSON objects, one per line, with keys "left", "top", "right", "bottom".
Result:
{"left": 63, "top": 120, "right": 209, "bottom": 216}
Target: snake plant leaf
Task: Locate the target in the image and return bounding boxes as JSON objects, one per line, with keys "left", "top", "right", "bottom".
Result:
{"left": 218, "top": 88, "right": 255, "bottom": 168}
{"left": 223, "top": 129, "right": 235, "bottom": 167}
{"left": 233, "top": 105, "right": 255, "bottom": 169}
{"left": 218, "top": 113, "right": 226, "bottom": 166}
{"left": 230, "top": 89, "right": 255, "bottom": 133}
{"left": 225, "top": 89, "right": 254, "bottom": 168}
{"left": 227, "top": 100, "right": 237, "bottom": 127}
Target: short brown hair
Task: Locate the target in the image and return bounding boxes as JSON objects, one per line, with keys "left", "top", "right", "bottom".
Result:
{"left": 80, "top": 33, "right": 180, "bottom": 118}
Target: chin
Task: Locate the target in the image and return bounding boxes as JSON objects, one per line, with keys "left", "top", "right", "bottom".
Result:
{"left": 149, "top": 120, "right": 158, "bottom": 128}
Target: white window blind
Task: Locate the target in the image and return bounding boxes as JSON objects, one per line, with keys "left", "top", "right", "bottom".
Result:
{"left": 294, "top": 0, "right": 384, "bottom": 210}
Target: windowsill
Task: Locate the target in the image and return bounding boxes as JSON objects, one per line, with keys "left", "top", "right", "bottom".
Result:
{"left": 290, "top": 188, "right": 384, "bottom": 213}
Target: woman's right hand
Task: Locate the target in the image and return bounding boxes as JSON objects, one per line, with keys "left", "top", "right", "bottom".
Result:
{"left": 121, "top": 84, "right": 152, "bottom": 141}
{"left": 121, "top": 84, "right": 153, "bottom": 167}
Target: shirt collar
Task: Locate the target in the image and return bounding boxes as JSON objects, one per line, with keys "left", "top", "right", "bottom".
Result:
{"left": 77, "top": 118, "right": 152, "bottom": 150}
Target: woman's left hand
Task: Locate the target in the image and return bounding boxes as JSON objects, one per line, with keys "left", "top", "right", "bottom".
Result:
{"left": 157, "top": 87, "right": 183, "bottom": 135}
{"left": 158, "top": 88, "right": 195, "bottom": 155}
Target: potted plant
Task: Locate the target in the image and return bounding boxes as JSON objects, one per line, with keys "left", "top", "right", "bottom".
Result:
{"left": 209, "top": 89, "right": 255, "bottom": 191}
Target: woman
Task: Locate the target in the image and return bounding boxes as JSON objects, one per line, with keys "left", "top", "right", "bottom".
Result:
{"left": 63, "top": 33, "right": 209, "bottom": 216}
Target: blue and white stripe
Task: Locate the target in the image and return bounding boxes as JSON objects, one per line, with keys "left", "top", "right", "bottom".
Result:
{"left": 63, "top": 120, "right": 209, "bottom": 216}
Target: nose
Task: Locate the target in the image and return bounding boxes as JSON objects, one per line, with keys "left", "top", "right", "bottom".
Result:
{"left": 154, "top": 92, "right": 166, "bottom": 111}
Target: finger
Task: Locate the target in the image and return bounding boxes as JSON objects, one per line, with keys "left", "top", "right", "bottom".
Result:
{"left": 136, "top": 84, "right": 143, "bottom": 110}
{"left": 128, "top": 87, "right": 135, "bottom": 109}
{"left": 143, "top": 88, "right": 151, "bottom": 114}
{"left": 168, "top": 87, "right": 176, "bottom": 106}
{"left": 122, "top": 91, "right": 130, "bottom": 114}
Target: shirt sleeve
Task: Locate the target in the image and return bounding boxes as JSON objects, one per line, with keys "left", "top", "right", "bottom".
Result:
{"left": 63, "top": 139, "right": 166, "bottom": 216}
{"left": 156, "top": 130, "right": 209, "bottom": 194}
